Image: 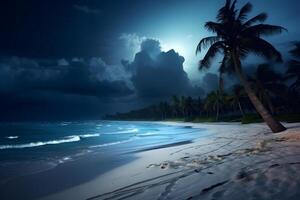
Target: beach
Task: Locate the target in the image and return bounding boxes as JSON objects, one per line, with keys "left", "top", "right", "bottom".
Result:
{"left": 35, "top": 122, "right": 300, "bottom": 200}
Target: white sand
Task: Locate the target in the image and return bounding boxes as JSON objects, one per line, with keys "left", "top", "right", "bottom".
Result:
{"left": 42, "top": 122, "right": 300, "bottom": 200}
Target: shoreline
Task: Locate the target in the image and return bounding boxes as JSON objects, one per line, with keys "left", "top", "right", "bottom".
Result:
{"left": 1, "top": 121, "right": 300, "bottom": 200}
{"left": 41, "top": 121, "right": 300, "bottom": 200}
{"left": 0, "top": 121, "right": 204, "bottom": 200}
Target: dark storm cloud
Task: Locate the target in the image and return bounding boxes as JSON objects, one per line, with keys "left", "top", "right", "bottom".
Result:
{"left": 0, "top": 57, "right": 132, "bottom": 98}
{"left": 123, "top": 39, "right": 204, "bottom": 98}
{"left": 0, "top": 57, "right": 133, "bottom": 121}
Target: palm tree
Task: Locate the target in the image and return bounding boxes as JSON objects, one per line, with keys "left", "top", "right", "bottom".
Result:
{"left": 227, "top": 84, "right": 246, "bottom": 116}
{"left": 250, "top": 64, "right": 287, "bottom": 114}
{"left": 204, "top": 90, "right": 225, "bottom": 121}
{"left": 180, "top": 96, "right": 187, "bottom": 118}
{"left": 196, "top": 0, "right": 286, "bottom": 132}
{"left": 159, "top": 101, "right": 170, "bottom": 120}
{"left": 171, "top": 95, "right": 181, "bottom": 118}
{"left": 185, "top": 96, "right": 194, "bottom": 118}
{"left": 194, "top": 97, "right": 204, "bottom": 117}
{"left": 286, "top": 42, "right": 300, "bottom": 92}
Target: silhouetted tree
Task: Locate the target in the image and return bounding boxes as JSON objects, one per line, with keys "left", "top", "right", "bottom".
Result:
{"left": 185, "top": 96, "right": 194, "bottom": 118}
{"left": 171, "top": 95, "right": 181, "bottom": 118}
{"left": 196, "top": 0, "right": 286, "bottom": 132}
{"left": 227, "top": 84, "right": 246, "bottom": 116}
{"left": 286, "top": 42, "right": 300, "bottom": 93}
{"left": 204, "top": 90, "right": 225, "bottom": 121}
{"left": 180, "top": 96, "right": 187, "bottom": 118}
{"left": 249, "top": 64, "right": 287, "bottom": 114}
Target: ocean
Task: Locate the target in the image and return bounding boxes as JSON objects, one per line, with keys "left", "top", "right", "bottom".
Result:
{"left": 0, "top": 120, "right": 208, "bottom": 199}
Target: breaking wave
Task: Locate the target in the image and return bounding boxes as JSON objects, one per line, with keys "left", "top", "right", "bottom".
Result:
{"left": 79, "top": 133, "right": 100, "bottom": 138}
{"left": 0, "top": 136, "right": 81, "bottom": 150}
{"left": 6, "top": 136, "right": 19, "bottom": 139}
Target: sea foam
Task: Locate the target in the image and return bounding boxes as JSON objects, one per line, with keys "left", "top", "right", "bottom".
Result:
{"left": 6, "top": 136, "right": 19, "bottom": 139}
{"left": 79, "top": 133, "right": 100, "bottom": 138}
{"left": 0, "top": 136, "right": 81, "bottom": 149}
{"left": 105, "top": 128, "right": 139, "bottom": 135}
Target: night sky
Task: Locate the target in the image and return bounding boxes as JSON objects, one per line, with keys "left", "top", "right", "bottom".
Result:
{"left": 1, "top": 0, "right": 300, "bottom": 121}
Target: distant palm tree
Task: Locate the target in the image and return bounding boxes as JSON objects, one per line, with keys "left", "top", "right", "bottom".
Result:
{"left": 194, "top": 97, "right": 204, "bottom": 117}
{"left": 185, "top": 96, "right": 194, "bottom": 118}
{"left": 196, "top": 0, "right": 286, "bottom": 132}
{"left": 204, "top": 90, "right": 225, "bottom": 121}
{"left": 159, "top": 101, "right": 170, "bottom": 120}
{"left": 227, "top": 84, "right": 246, "bottom": 116}
{"left": 180, "top": 96, "right": 187, "bottom": 118}
{"left": 171, "top": 95, "right": 181, "bottom": 118}
{"left": 286, "top": 42, "right": 300, "bottom": 92}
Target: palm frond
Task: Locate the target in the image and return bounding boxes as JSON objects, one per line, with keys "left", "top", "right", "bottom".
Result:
{"left": 238, "top": 2, "right": 252, "bottom": 22}
{"left": 217, "top": 0, "right": 237, "bottom": 23}
{"left": 199, "top": 41, "right": 224, "bottom": 70}
{"left": 196, "top": 36, "right": 221, "bottom": 54}
{"left": 242, "top": 24, "right": 286, "bottom": 37}
{"left": 243, "top": 13, "right": 267, "bottom": 27}
{"left": 230, "top": 0, "right": 237, "bottom": 13}
{"left": 204, "top": 22, "right": 223, "bottom": 34}
{"left": 217, "top": 0, "right": 232, "bottom": 21}
{"left": 241, "top": 37, "right": 283, "bottom": 62}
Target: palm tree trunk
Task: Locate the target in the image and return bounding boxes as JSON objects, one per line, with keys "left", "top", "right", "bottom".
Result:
{"left": 265, "top": 94, "right": 276, "bottom": 115}
{"left": 231, "top": 52, "right": 286, "bottom": 133}
{"left": 238, "top": 101, "right": 245, "bottom": 116}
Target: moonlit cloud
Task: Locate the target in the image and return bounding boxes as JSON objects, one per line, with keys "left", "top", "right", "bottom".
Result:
{"left": 119, "top": 33, "right": 146, "bottom": 60}
{"left": 123, "top": 39, "right": 204, "bottom": 99}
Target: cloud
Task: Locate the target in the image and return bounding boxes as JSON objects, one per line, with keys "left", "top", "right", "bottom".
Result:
{"left": 0, "top": 57, "right": 134, "bottom": 120}
{"left": 119, "top": 33, "right": 145, "bottom": 61}
{"left": 0, "top": 57, "right": 133, "bottom": 98}
{"left": 73, "top": 4, "right": 101, "bottom": 15}
{"left": 58, "top": 58, "right": 69, "bottom": 66}
{"left": 140, "top": 39, "right": 161, "bottom": 59}
{"left": 123, "top": 39, "right": 204, "bottom": 99}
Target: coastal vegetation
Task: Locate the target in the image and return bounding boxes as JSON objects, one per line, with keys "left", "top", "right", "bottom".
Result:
{"left": 106, "top": 1, "right": 300, "bottom": 131}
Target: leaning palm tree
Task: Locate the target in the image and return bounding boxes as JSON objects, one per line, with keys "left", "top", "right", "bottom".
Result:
{"left": 196, "top": 0, "right": 286, "bottom": 132}
{"left": 250, "top": 64, "right": 287, "bottom": 114}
